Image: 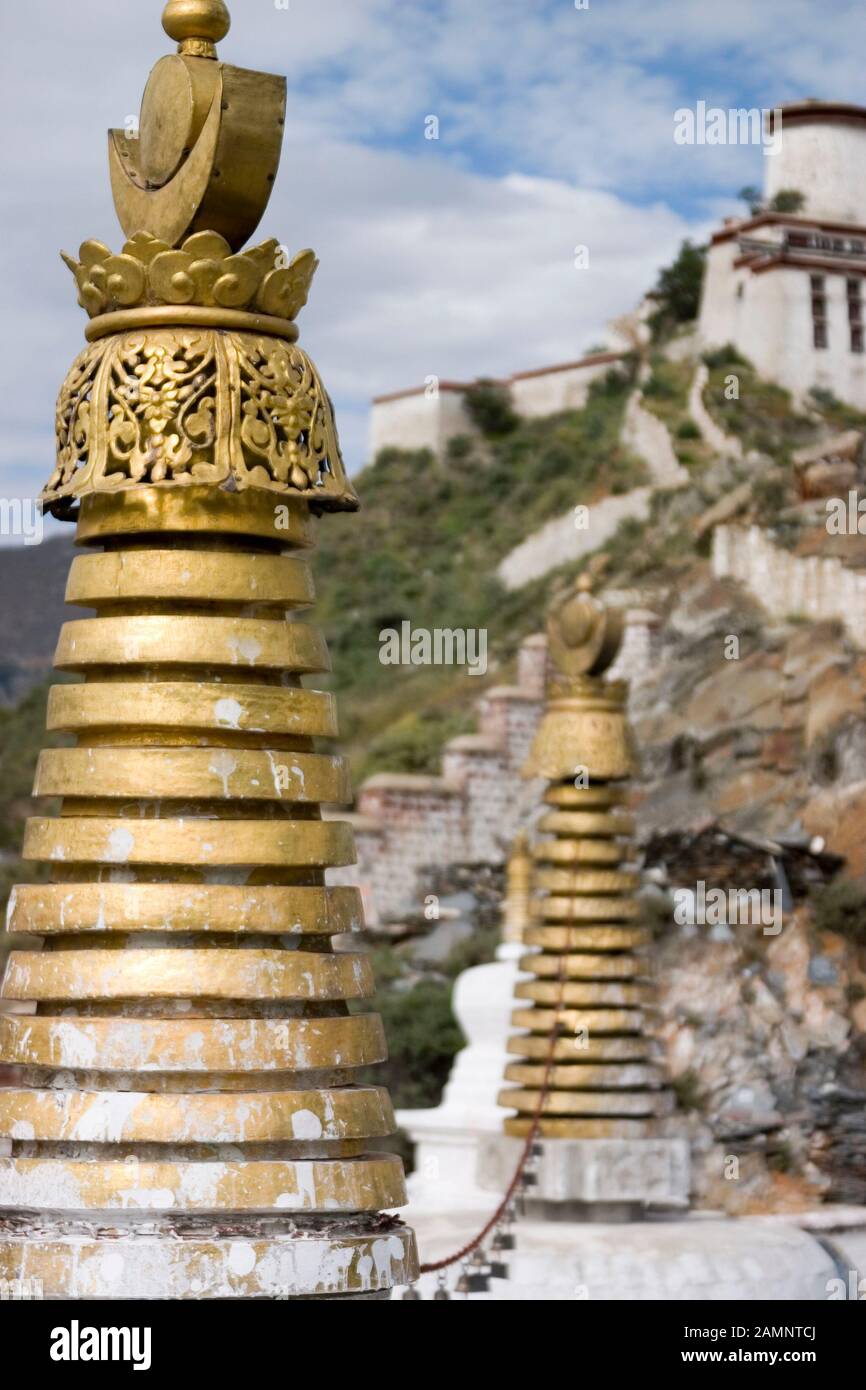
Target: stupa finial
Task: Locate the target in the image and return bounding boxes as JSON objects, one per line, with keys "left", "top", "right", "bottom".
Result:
{"left": 546, "top": 572, "right": 624, "bottom": 682}
{"left": 43, "top": 0, "right": 359, "bottom": 520}
{"left": 525, "top": 578, "right": 633, "bottom": 782}
{"left": 107, "top": 0, "right": 283, "bottom": 251}
{"left": 162, "top": 0, "right": 231, "bottom": 57}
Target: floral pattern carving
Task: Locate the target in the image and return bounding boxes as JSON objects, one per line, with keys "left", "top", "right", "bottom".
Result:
{"left": 46, "top": 343, "right": 106, "bottom": 496}
{"left": 234, "top": 336, "right": 342, "bottom": 493}
{"left": 105, "top": 332, "right": 221, "bottom": 486}
{"left": 43, "top": 329, "right": 356, "bottom": 514}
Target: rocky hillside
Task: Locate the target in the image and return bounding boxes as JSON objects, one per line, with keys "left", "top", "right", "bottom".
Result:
{"left": 314, "top": 364, "right": 646, "bottom": 778}
{"left": 625, "top": 548, "right": 866, "bottom": 1211}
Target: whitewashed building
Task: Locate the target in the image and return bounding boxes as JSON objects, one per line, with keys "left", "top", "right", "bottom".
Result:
{"left": 698, "top": 101, "right": 866, "bottom": 408}
{"left": 369, "top": 351, "right": 624, "bottom": 458}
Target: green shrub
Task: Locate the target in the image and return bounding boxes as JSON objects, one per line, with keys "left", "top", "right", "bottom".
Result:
{"left": 808, "top": 385, "right": 843, "bottom": 413}
{"left": 639, "top": 893, "right": 675, "bottom": 941}
{"left": 672, "top": 1069, "right": 706, "bottom": 1113}
{"left": 767, "top": 1140, "right": 795, "bottom": 1173}
{"left": 587, "top": 364, "right": 633, "bottom": 398}
{"left": 463, "top": 379, "right": 519, "bottom": 437}
{"left": 702, "top": 343, "right": 748, "bottom": 370}
{"left": 676, "top": 419, "right": 701, "bottom": 440}
{"left": 643, "top": 371, "right": 677, "bottom": 400}
{"left": 738, "top": 185, "right": 764, "bottom": 217}
{"left": 446, "top": 434, "right": 474, "bottom": 461}
{"left": 769, "top": 189, "right": 805, "bottom": 214}
{"left": 366, "top": 979, "right": 465, "bottom": 1110}
{"left": 752, "top": 472, "right": 788, "bottom": 517}
{"left": 649, "top": 240, "right": 707, "bottom": 335}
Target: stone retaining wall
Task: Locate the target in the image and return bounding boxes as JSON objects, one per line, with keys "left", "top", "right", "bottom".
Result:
{"left": 712, "top": 523, "right": 866, "bottom": 647}
{"left": 688, "top": 362, "right": 743, "bottom": 459}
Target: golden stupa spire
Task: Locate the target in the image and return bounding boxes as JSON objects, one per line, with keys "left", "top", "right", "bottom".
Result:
{"left": 499, "top": 578, "right": 669, "bottom": 1139}
{"left": 502, "top": 833, "right": 533, "bottom": 947}
{"left": 0, "top": 2, "right": 415, "bottom": 1300}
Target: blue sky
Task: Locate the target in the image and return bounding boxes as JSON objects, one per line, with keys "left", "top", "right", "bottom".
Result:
{"left": 1, "top": 0, "right": 863, "bottom": 529}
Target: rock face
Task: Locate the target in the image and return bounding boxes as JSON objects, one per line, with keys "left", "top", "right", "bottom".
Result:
{"left": 630, "top": 561, "right": 866, "bottom": 846}
{"left": 623, "top": 557, "right": 866, "bottom": 1208}
{"left": 652, "top": 912, "right": 866, "bottom": 1211}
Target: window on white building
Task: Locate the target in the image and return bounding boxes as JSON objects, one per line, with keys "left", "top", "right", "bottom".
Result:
{"left": 847, "top": 278, "right": 863, "bottom": 353}
{"left": 811, "top": 274, "right": 828, "bottom": 350}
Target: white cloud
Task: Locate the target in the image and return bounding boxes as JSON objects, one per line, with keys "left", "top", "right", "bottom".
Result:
{"left": 288, "top": 144, "right": 701, "bottom": 460}
{"left": 0, "top": 0, "right": 861, "bottom": 496}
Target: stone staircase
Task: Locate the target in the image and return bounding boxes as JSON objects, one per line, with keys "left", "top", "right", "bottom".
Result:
{"left": 497, "top": 385, "right": 687, "bottom": 591}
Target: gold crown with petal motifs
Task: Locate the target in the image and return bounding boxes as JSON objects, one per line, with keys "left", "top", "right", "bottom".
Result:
{"left": 63, "top": 234, "right": 318, "bottom": 323}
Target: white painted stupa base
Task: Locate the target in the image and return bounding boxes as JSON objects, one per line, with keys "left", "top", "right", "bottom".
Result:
{"left": 399, "top": 1209, "right": 846, "bottom": 1301}
{"left": 398, "top": 944, "right": 524, "bottom": 1210}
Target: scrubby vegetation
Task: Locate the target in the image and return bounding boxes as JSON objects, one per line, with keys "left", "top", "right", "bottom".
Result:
{"left": 315, "top": 363, "right": 644, "bottom": 771}
{"left": 463, "top": 378, "right": 519, "bottom": 437}
{"left": 704, "top": 359, "right": 815, "bottom": 460}
{"left": 354, "top": 924, "right": 500, "bottom": 1112}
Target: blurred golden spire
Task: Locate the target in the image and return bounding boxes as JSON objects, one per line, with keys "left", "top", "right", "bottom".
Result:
{"left": 524, "top": 575, "right": 634, "bottom": 782}
{"left": 503, "top": 833, "right": 534, "bottom": 946}
{"left": 500, "top": 581, "right": 669, "bottom": 1140}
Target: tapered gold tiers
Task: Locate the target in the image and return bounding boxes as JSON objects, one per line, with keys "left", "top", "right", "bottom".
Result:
{"left": 499, "top": 777, "right": 669, "bottom": 1139}
{"left": 499, "top": 582, "right": 670, "bottom": 1139}
{"left": 0, "top": 487, "right": 416, "bottom": 1299}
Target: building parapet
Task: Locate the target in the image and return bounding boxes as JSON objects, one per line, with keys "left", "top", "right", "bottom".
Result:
{"left": 370, "top": 351, "right": 627, "bottom": 458}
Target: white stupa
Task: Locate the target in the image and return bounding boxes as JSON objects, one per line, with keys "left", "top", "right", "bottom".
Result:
{"left": 398, "top": 838, "right": 532, "bottom": 1210}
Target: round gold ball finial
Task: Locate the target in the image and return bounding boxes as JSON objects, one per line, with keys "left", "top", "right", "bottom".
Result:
{"left": 162, "top": 0, "right": 231, "bottom": 51}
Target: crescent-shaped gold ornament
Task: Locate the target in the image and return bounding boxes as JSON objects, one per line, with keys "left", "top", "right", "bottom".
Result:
{"left": 546, "top": 574, "right": 624, "bottom": 678}
{"left": 108, "top": 2, "right": 286, "bottom": 251}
